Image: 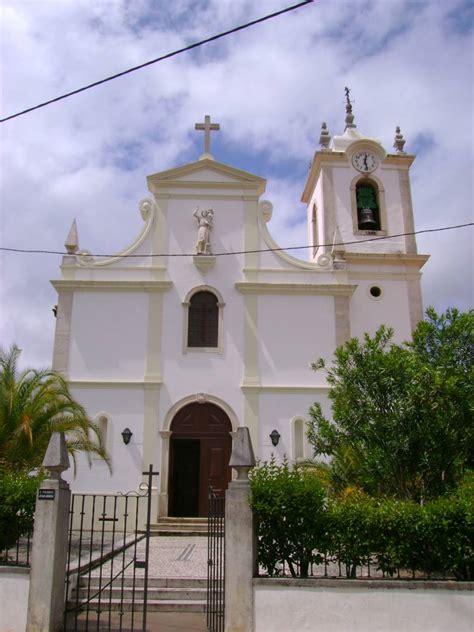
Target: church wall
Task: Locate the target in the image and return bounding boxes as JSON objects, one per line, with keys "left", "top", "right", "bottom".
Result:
{"left": 64, "top": 386, "right": 145, "bottom": 493}
{"left": 258, "top": 392, "right": 331, "bottom": 464}
{"left": 349, "top": 278, "right": 412, "bottom": 343}
{"left": 68, "top": 292, "right": 147, "bottom": 380}
{"left": 258, "top": 294, "right": 336, "bottom": 385}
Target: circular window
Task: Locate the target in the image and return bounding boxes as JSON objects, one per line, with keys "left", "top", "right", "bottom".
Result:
{"left": 369, "top": 286, "right": 382, "bottom": 298}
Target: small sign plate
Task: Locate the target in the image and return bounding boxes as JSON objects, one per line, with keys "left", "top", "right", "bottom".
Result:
{"left": 38, "top": 489, "right": 56, "bottom": 500}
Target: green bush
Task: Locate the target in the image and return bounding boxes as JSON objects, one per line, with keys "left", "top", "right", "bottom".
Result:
{"left": 326, "top": 495, "right": 377, "bottom": 577}
{"left": 250, "top": 458, "right": 327, "bottom": 577}
{"left": 0, "top": 471, "right": 41, "bottom": 552}
{"left": 250, "top": 462, "right": 473, "bottom": 579}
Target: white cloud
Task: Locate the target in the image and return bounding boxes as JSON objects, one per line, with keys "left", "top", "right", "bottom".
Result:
{"left": 0, "top": 0, "right": 472, "bottom": 368}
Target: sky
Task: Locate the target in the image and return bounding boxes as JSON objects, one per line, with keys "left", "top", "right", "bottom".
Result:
{"left": 0, "top": 0, "right": 473, "bottom": 369}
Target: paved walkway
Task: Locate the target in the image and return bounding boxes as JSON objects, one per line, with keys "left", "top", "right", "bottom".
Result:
{"left": 70, "top": 612, "right": 207, "bottom": 631}
{"left": 71, "top": 535, "right": 209, "bottom": 631}
{"left": 89, "top": 534, "right": 209, "bottom": 578}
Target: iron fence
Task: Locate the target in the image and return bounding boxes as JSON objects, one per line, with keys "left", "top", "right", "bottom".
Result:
{"left": 0, "top": 532, "right": 33, "bottom": 567}
{"left": 207, "top": 486, "right": 225, "bottom": 632}
{"left": 63, "top": 465, "right": 158, "bottom": 632}
{"left": 258, "top": 552, "right": 455, "bottom": 581}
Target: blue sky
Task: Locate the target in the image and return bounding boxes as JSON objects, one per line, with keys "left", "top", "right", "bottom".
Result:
{"left": 0, "top": 0, "right": 472, "bottom": 367}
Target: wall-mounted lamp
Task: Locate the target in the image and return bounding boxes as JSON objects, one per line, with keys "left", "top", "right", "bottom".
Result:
{"left": 121, "top": 427, "right": 133, "bottom": 445}
{"left": 269, "top": 429, "right": 281, "bottom": 447}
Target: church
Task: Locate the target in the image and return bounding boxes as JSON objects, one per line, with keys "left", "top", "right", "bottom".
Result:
{"left": 51, "top": 97, "right": 428, "bottom": 519}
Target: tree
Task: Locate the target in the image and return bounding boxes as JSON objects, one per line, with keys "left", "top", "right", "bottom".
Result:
{"left": 307, "top": 309, "right": 474, "bottom": 502}
{"left": 0, "top": 345, "right": 110, "bottom": 473}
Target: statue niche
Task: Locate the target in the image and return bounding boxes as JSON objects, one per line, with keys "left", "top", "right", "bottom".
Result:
{"left": 193, "top": 207, "right": 214, "bottom": 255}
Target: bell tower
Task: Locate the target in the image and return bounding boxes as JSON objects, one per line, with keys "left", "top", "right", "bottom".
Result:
{"left": 302, "top": 89, "right": 418, "bottom": 263}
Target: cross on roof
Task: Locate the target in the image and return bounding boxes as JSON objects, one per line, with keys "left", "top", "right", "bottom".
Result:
{"left": 195, "top": 115, "right": 220, "bottom": 160}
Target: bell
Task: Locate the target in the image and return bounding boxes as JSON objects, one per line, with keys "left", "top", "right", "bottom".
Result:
{"left": 359, "top": 207, "right": 378, "bottom": 230}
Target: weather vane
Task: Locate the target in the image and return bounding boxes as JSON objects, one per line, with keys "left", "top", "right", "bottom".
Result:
{"left": 344, "top": 86, "right": 352, "bottom": 108}
{"left": 344, "top": 86, "right": 356, "bottom": 129}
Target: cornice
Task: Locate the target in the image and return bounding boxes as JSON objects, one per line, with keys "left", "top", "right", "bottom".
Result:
{"left": 149, "top": 180, "right": 264, "bottom": 192}
{"left": 147, "top": 158, "right": 266, "bottom": 195}
{"left": 241, "top": 384, "right": 329, "bottom": 394}
{"left": 301, "top": 152, "right": 346, "bottom": 203}
{"left": 384, "top": 154, "right": 416, "bottom": 167}
{"left": 345, "top": 252, "right": 429, "bottom": 268}
{"left": 51, "top": 280, "right": 173, "bottom": 292}
{"left": 301, "top": 150, "right": 416, "bottom": 203}
{"left": 68, "top": 379, "right": 162, "bottom": 389}
{"left": 235, "top": 282, "right": 356, "bottom": 296}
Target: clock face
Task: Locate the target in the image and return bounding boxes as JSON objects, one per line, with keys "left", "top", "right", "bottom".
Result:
{"left": 351, "top": 151, "right": 378, "bottom": 173}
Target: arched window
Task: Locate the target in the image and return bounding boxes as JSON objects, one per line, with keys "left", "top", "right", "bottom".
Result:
{"left": 356, "top": 180, "right": 381, "bottom": 231}
{"left": 292, "top": 417, "right": 309, "bottom": 462}
{"left": 187, "top": 291, "right": 219, "bottom": 348}
{"left": 98, "top": 415, "right": 108, "bottom": 448}
{"left": 91, "top": 413, "right": 110, "bottom": 461}
{"left": 312, "top": 203, "right": 319, "bottom": 258}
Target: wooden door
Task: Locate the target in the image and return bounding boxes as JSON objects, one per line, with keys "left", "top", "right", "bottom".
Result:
{"left": 169, "top": 439, "right": 200, "bottom": 517}
{"left": 169, "top": 402, "right": 232, "bottom": 517}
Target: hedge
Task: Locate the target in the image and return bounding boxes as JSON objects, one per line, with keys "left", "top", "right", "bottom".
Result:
{"left": 0, "top": 471, "right": 41, "bottom": 554}
{"left": 249, "top": 461, "right": 473, "bottom": 580}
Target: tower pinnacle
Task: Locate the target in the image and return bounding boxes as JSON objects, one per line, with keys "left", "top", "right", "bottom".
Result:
{"left": 344, "top": 86, "right": 356, "bottom": 130}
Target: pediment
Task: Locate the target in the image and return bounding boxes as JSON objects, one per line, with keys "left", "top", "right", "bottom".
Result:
{"left": 147, "top": 158, "right": 266, "bottom": 194}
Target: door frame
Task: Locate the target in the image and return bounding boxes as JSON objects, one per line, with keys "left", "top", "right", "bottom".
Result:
{"left": 158, "top": 394, "right": 238, "bottom": 518}
{"left": 168, "top": 402, "right": 232, "bottom": 517}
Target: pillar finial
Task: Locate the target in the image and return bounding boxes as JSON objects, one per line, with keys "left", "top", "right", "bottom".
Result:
{"left": 319, "top": 121, "right": 331, "bottom": 150}
{"left": 393, "top": 125, "right": 406, "bottom": 153}
{"left": 42, "top": 431, "right": 70, "bottom": 480}
{"left": 64, "top": 218, "right": 79, "bottom": 254}
{"left": 229, "top": 427, "right": 256, "bottom": 481}
{"left": 344, "top": 86, "right": 356, "bottom": 130}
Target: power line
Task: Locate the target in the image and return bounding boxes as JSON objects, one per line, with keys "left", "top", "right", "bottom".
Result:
{"left": 0, "top": 1, "right": 314, "bottom": 124}
{"left": 0, "top": 223, "right": 471, "bottom": 259}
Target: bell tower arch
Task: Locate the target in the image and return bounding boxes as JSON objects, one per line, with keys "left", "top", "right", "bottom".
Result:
{"left": 302, "top": 96, "right": 418, "bottom": 259}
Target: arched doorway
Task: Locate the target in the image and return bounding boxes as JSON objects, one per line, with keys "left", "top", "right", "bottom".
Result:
{"left": 168, "top": 402, "right": 232, "bottom": 517}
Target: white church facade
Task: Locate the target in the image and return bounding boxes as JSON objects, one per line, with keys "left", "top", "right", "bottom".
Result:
{"left": 51, "top": 101, "right": 428, "bottom": 518}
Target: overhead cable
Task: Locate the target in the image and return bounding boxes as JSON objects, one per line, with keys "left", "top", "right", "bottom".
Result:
{"left": 0, "top": 222, "right": 471, "bottom": 259}
{"left": 0, "top": 1, "right": 314, "bottom": 123}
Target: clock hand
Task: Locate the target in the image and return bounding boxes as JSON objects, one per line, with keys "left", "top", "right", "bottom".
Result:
{"left": 364, "top": 155, "right": 368, "bottom": 169}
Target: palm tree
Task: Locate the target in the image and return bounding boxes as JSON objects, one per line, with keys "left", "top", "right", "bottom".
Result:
{"left": 0, "top": 345, "right": 110, "bottom": 473}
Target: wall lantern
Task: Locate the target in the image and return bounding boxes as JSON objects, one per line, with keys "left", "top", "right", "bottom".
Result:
{"left": 121, "top": 428, "right": 133, "bottom": 445}
{"left": 269, "top": 429, "right": 281, "bottom": 447}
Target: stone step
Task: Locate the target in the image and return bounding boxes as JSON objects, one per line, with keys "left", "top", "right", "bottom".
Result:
{"left": 74, "top": 586, "right": 207, "bottom": 601}
{"left": 148, "top": 522, "right": 209, "bottom": 536}
{"left": 80, "top": 577, "right": 207, "bottom": 588}
{"left": 68, "top": 598, "right": 206, "bottom": 613}
{"left": 154, "top": 517, "right": 208, "bottom": 524}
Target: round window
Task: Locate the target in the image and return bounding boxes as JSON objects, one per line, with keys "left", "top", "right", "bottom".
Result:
{"left": 369, "top": 286, "right": 382, "bottom": 298}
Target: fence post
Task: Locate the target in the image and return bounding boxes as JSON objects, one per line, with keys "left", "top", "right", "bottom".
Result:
{"left": 225, "top": 427, "right": 256, "bottom": 632}
{"left": 26, "top": 432, "right": 71, "bottom": 632}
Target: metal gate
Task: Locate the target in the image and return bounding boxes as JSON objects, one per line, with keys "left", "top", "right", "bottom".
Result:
{"left": 207, "top": 487, "right": 225, "bottom": 632}
{"left": 64, "top": 466, "right": 159, "bottom": 631}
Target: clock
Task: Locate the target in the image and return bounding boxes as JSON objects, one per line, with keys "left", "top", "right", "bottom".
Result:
{"left": 351, "top": 151, "right": 378, "bottom": 173}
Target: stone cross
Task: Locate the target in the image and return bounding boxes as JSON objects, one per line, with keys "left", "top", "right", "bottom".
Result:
{"left": 195, "top": 114, "right": 220, "bottom": 158}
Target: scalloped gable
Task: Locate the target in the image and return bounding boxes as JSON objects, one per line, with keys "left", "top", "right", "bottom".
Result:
{"left": 147, "top": 158, "right": 266, "bottom": 194}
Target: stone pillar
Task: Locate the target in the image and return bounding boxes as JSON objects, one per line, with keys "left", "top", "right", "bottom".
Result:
{"left": 225, "top": 427, "right": 256, "bottom": 632}
{"left": 26, "top": 432, "right": 71, "bottom": 632}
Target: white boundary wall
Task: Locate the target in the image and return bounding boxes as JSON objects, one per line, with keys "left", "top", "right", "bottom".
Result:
{"left": 254, "top": 578, "right": 474, "bottom": 632}
{"left": 0, "top": 567, "right": 30, "bottom": 632}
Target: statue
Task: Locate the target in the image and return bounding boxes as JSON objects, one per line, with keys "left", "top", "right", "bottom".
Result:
{"left": 193, "top": 207, "right": 214, "bottom": 255}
